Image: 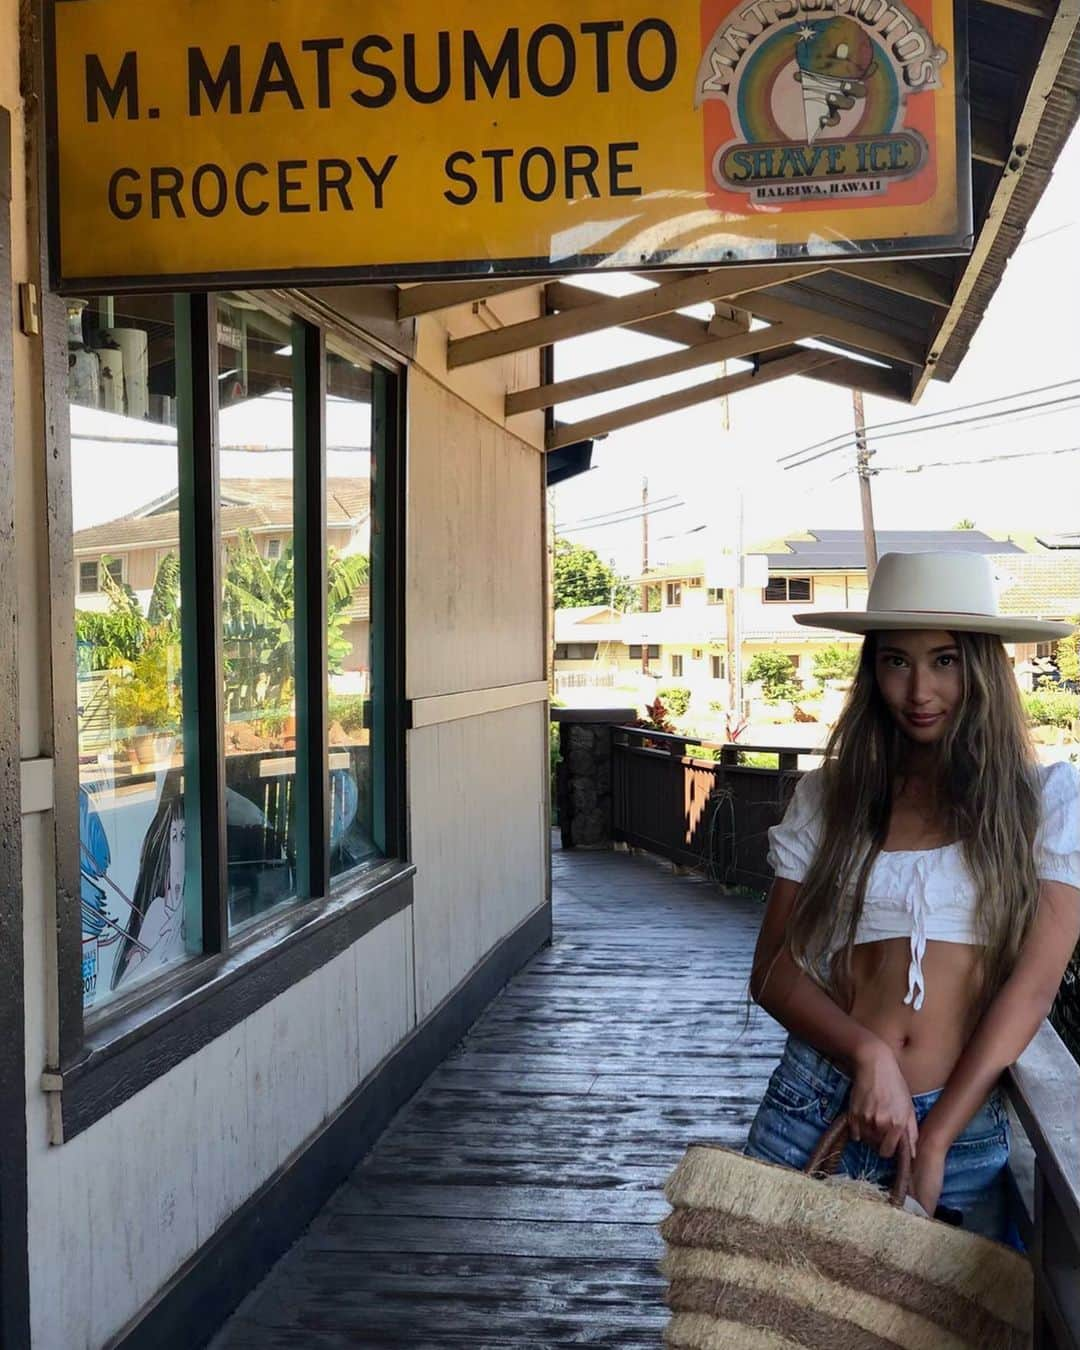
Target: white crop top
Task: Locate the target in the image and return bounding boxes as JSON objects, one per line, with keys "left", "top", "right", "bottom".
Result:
{"left": 766, "top": 760, "right": 1080, "bottom": 1011}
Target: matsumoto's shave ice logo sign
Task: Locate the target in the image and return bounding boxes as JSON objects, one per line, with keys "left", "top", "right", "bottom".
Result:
{"left": 696, "top": 0, "right": 948, "bottom": 204}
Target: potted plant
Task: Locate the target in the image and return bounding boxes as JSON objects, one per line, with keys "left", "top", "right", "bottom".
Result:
{"left": 110, "top": 643, "right": 181, "bottom": 766}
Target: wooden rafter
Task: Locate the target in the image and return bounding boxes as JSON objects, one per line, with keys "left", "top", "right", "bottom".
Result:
{"left": 447, "top": 263, "right": 824, "bottom": 369}
{"left": 506, "top": 321, "right": 816, "bottom": 417}
{"left": 974, "top": 0, "right": 1055, "bottom": 18}
{"left": 744, "top": 292, "right": 926, "bottom": 366}
{"left": 546, "top": 350, "right": 834, "bottom": 450}
{"left": 801, "top": 357, "right": 914, "bottom": 402}
{"left": 972, "top": 116, "right": 1011, "bottom": 167}
{"left": 831, "top": 260, "right": 953, "bottom": 308}
{"left": 396, "top": 278, "right": 538, "bottom": 319}
{"left": 545, "top": 281, "right": 714, "bottom": 347}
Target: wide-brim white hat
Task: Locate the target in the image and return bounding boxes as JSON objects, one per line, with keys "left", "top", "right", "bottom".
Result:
{"left": 795, "top": 551, "right": 1076, "bottom": 643}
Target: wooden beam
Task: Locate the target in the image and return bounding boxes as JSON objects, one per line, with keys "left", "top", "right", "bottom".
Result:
{"left": 708, "top": 302, "right": 754, "bottom": 337}
{"left": 396, "top": 279, "right": 539, "bottom": 319}
{"left": 975, "top": 0, "right": 1055, "bottom": 19}
{"left": 506, "top": 322, "right": 816, "bottom": 416}
{"left": 545, "top": 350, "right": 834, "bottom": 450}
{"left": 447, "top": 264, "right": 823, "bottom": 368}
{"left": 546, "top": 281, "right": 715, "bottom": 347}
{"left": 745, "top": 292, "right": 927, "bottom": 366}
{"left": 972, "top": 116, "right": 1011, "bottom": 167}
{"left": 830, "top": 260, "right": 954, "bottom": 308}
{"left": 801, "top": 358, "right": 915, "bottom": 403}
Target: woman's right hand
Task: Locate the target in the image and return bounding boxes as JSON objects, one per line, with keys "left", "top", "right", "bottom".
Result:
{"left": 848, "top": 1038, "right": 918, "bottom": 1161}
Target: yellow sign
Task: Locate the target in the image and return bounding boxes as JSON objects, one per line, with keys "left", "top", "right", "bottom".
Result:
{"left": 47, "top": 0, "right": 971, "bottom": 289}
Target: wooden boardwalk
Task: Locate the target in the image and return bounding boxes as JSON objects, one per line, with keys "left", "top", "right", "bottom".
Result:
{"left": 213, "top": 842, "right": 784, "bottom": 1349}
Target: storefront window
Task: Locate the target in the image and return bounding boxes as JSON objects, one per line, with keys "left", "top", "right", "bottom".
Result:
{"left": 326, "top": 351, "right": 380, "bottom": 877}
{"left": 66, "top": 290, "right": 399, "bottom": 1047}
{"left": 71, "top": 294, "right": 196, "bottom": 1009}
{"left": 217, "top": 297, "right": 299, "bottom": 928}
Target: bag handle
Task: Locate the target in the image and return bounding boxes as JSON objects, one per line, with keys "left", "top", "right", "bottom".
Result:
{"left": 805, "top": 1114, "right": 913, "bottom": 1208}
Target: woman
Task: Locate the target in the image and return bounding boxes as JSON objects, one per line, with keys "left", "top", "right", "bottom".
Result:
{"left": 745, "top": 551, "right": 1080, "bottom": 1241}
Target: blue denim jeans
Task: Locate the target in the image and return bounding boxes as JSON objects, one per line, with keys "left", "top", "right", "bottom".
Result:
{"left": 744, "top": 1034, "right": 1014, "bottom": 1244}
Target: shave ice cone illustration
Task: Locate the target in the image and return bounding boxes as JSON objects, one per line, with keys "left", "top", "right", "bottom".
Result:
{"left": 794, "top": 18, "right": 876, "bottom": 142}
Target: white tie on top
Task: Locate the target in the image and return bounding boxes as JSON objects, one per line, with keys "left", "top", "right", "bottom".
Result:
{"left": 901, "top": 853, "right": 930, "bottom": 1012}
{"left": 764, "top": 760, "right": 1080, "bottom": 1011}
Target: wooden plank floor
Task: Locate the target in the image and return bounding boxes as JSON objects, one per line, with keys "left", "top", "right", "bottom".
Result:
{"left": 212, "top": 841, "right": 783, "bottom": 1349}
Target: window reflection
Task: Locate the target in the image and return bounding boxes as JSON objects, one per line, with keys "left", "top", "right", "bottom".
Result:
{"left": 70, "top": 294, "right": 194, "bottom": 1009}
{"left": 218, "top": 296, "right": 299, "bottom": 928}
{"left": 327, "top": 351, "right": 379, "bottom": 877}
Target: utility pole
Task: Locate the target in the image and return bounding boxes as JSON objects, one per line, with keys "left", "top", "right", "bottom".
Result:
{"left": 732, "top": 486, "right": 744, "bottom": 720}
{"left": 640, "top": 476, "right": 650, "bottom": 675}
{"left": 853, "top": 390, "right": 879, "bottom": 583}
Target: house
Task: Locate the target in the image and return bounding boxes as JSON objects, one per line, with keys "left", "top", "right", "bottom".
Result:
{"left": 553, "top": 529, "right": 1070, "bottom": 709}
{"left": 73, "top": 476, "right": 372, "bottom": 674}
{"left": 743, "top": 528, "right": 1027, "bottom": 684}
{"left": 992, "top": 552, "right": 1080, "bottom": 667}
{"left": 553, "top": 575, "right": 731, "bottom": 705}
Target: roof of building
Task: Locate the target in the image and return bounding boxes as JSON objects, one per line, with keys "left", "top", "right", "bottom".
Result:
{"left": 991, "top": 554, "right": 1080, "bottom": 620}
{"left": 74, "top": 478, "right": 370, "bottom": 552}
{"left": 765, "top": 529, "right": 1025, "bottom": 570}
{"left": 635, "top": 530, "right": 1027, "bottom": 582}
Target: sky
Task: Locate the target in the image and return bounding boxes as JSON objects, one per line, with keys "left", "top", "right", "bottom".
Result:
{"left": 550, "top": 127, "right": 1080, "bottom": 575}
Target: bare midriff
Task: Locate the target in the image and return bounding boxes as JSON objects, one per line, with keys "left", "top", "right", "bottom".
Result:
{"left": 842, "top": 938, "right": 986, "bottom": 1094}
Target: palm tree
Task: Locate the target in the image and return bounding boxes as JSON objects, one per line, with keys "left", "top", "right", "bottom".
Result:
{"left": 222, "top": 530, "right": 369, "bottom": 715}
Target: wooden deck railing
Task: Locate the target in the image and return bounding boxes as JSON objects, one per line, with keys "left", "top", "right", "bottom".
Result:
{"left": 610, "top": 722, "right": 1080, "bottom": 1348}
{"left": 611, "top": 724, "right": 810, "bottom": 891}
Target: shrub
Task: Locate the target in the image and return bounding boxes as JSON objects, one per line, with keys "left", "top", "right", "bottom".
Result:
{"left": 1057, "top": 621, "right": 1080, "bottom": 684}
{"left": 812, "top": 643, "right": 859, "bottom": 683}
{"left": 638, "top": 697, "right": 675, "bottom": 734}
{"left": 1022, "top": 690, "right": 1080, "bottom": 729}
{"left": 746, "top": 650, "right": 801, "bottom": 702}
{"left": 328, "top": 694, "right": 369, "bottom": 733}
{"left": 658, "top": 685, "right": 691, "bottom": 717}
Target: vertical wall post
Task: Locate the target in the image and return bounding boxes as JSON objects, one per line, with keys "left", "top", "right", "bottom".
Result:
{"left": 177, "top": 295, "right": 228, "bottom": 953}
{"left": 295, "top": 322, "right": 329, "bottom": 898}
{"left": 0, "top": 103, "right": 31, "bottom": 1348}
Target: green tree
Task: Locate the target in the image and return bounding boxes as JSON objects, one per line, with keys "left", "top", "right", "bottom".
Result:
{"left": 223, "top": 530, "right": 369, "bottom": 714}
{"left": 953, "top": 518, "right": 975, "bottom": 530}
{"left": 1057, "top": 618, "right": 1080, "bottom": 684}
{"left": 746, "top": 650, "right": 801, "bottom": 702}
{"left": 553, "top": 537, "right": 636, "bottom": 610}
{"left": 812, "top": 643, "right": 859, "bottom": 683}
{"left": 76, "top": 537, "right": 370, "bottom": 721}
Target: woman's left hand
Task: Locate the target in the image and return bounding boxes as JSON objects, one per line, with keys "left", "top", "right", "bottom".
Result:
{"left": 910, "top": 1144, "right": 946, "bottom": 1217}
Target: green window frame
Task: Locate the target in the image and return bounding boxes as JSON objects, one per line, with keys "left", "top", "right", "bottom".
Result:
{"left": 51, "top": 293, "right": 409, "bottom": 1141}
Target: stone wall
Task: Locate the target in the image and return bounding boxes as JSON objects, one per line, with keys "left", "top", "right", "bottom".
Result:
{"left": 553, "top": 709, "right": 635, "bottom": 850}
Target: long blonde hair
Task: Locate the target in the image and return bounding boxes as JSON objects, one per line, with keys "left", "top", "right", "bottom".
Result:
{"left": 786, "top": 631, "right": 1041, "bottom": 1010}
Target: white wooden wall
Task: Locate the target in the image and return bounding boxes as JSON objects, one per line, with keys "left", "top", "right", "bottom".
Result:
{"left": 406, "top": 363, "right": 548, "bottom": 1020}
{"left": 16, "top": 245, "right": 549, "bottom": 1343}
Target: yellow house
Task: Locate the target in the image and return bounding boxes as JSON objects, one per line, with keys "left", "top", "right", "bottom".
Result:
{"left": 555, "top": 529, "right": 1047, "bottom": 711}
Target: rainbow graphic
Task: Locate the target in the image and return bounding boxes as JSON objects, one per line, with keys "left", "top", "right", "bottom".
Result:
{"left": 733, "top": 22, "right": 901, "bottom": 144}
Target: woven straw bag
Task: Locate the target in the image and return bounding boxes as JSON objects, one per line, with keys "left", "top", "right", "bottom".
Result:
{"left": 660, "top": 1116, "right": 1033, "bottom": 1349}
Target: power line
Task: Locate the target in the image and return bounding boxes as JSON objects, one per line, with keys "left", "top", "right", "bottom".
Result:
{"left": 557, "top": 493, "right": 680, "bottom": 528}
{"left": 778, "top": 377, "right": 1080, "bottom": 466}
{"left": 784, "top": 391, "right": 1080, "bottom": 471}
{"left": 556, "top": 500, "right": 684, "bottom": 532}
{"left": 876, "top": 442, "right": 1080, "bottom": 475}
